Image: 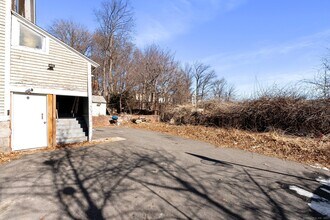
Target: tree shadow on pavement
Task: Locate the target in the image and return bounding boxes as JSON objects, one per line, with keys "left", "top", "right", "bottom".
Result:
{"left": 186, "top": 152, "right": 330, "bottom": 220}
{"left": 0, "top": 144, "right": 326, "bottom": 219}
{"left": 186, "top": 152, "right": 318, "bottom": 181}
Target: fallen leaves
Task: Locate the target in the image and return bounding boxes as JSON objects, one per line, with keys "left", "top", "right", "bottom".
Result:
{"left": 126, "top": 122, "right": 330, "bottom": 168}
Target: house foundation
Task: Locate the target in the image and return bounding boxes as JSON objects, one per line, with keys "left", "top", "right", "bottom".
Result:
{"left": 0, "top": 121, "right": 11, "bottom": 152}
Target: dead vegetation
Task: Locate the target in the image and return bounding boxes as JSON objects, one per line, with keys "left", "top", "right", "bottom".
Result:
{"left": 127, "top": 122, "right": 330, "bottom": 168}
{"left": 156, "top": 98, "right": 330, "bottom": 167}
{"left": 93, "top": 115, "right": 112, "bottom": 127}
{"left": 162, "top": 98, "right": 330, "bottom": 136}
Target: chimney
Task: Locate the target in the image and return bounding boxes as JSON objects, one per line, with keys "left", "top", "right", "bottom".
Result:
{"left": 12, "top": 0, "right": 36, "bottom": 23}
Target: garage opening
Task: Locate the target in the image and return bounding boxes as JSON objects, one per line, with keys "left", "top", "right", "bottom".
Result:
{"left": 56, "top": 96, "right": 88, "bottom": 118}
{"left": 56, "top": 95, "right": 89, "bottom": 144}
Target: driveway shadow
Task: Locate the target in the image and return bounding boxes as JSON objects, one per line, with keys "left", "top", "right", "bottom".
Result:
{"left": 0, "top": 145, "right": 326, "bottom": 219}
{"left": 186, "top": 152, "right": 330, "bottom": 219}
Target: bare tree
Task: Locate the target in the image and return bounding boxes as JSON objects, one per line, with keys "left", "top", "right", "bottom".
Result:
{"left": 131, "top": 45, "right": 173, "bottom": 111}
{"left": 212, "top": 78, "right": 236, "bottom": 101}
{"left": 49, "top": 19, "right": 92, "bottom": 55}
{"left": 171, "top": 67, "right": 192, "bottom": 104}
{"left": 112, "top": 41, "right": 135, "bottom": 113}
{"left": 225, "top": 85, "right": 236, "bottom": 101}
{"left": 307, "top": 59, "right": 330, "bottom": 99}
{"left": 94, "top": 0, "right": 134, "bottom": 100}
{"left": 188, "top": 62, "right": 216, "bottom": 105}
{"left": 127, "top": 45, "right": 191, "bottom": 113}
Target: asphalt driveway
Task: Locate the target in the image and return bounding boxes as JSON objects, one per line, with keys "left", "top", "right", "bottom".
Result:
{"left": 0, "top": 127, "right": 329, "bottom": 219}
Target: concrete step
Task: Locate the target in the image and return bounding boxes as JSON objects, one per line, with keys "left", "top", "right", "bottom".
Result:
{"left": 57, "top": 136, "right": 88, "bottom": 144}
{"left": 57, "top": 119, "right": 85, "bottom": 126}
{"left": 57, "top": 134, "right": 86, "bottom": 140}
{"left": 57, "top": 123, "right": 87, "bottom": 130}
{"left": 56, "top": 130, "right": 87, "bottom": 138}
{"left": 56, "top": 117, "right": 88, "bottom": 145}
{"left": 57, "top": 126, "right": 87, "bottom": 132}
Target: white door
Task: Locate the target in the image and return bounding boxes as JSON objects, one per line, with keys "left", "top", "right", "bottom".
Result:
{"left": 12, "top": 93, "right": 48, "bottom": 151}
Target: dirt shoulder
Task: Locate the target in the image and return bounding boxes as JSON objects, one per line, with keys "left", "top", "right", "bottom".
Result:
{"left": 125, "top": 122, "right": 330, "bottom": 169}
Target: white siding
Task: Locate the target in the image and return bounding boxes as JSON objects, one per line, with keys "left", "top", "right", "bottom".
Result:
{"left": 0, "top": 0, "right": 6, "bottom": 116}
{"left": 10, "top": 36, "right": 89, "bottom": 95}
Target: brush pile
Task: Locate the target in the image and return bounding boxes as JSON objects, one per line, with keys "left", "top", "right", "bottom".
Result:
{"left": 162, "top": 98, "right": 330, "bottom": 136}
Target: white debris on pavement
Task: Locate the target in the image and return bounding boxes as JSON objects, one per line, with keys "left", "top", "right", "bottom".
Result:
{"left": 92, "top": 137, "right": 126, "bottom": 143}
{"left": 289, "top": 186, "right": 318, "bottom": 199}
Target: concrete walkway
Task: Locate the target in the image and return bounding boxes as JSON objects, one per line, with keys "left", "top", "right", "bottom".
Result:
{"left": 0, "top": 127, "right": 328, "bottom": 219}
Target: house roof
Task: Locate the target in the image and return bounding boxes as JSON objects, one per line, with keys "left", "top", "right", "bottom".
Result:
{"left": 92, "top": 95, "right": 107, "bottom": 103}
{"left": 12, "top": 11, "right": 100, "bottom": 68}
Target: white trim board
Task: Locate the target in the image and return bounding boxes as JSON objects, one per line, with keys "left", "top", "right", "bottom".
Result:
{"left": 10, "top": 86, "right": 88, "bottom": 97}
{"left": 87, "top": 63, "right": 93, "bottom": 141}
{"left": 4, "top": 0, "right": 11, "bottom": 117}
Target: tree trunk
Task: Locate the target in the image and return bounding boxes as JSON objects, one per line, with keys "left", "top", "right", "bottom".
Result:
{"left": 108, "top": 36, "right": 114, "bottom": 94}
{"left": 103, "top": 60, "right": 107, "bottom": 98}
{"left": 119, "top": 93, "right": 122, "bottom": 113}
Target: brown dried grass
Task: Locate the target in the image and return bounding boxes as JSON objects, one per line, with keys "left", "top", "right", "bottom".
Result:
{"left": 93, "top": 116, "right": 111, "bottom": 127}
{"left": 127, "top": 122, "right": 330, "bottom": 168}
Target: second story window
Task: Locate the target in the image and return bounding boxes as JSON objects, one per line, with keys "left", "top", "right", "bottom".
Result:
{"left": 19, "top": 23, "right": 44, "bottom": 49}
{"left": 12, "top": 16, "right": 48, "bottom": 53}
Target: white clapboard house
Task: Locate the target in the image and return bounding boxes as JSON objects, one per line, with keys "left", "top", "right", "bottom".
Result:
{"left": 0, "top": 0, "right": 99, "bottom": 152}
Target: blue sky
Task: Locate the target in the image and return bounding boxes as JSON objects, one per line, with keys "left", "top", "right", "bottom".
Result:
{"left": 36, "top": 0, "right": 330, "bottom": 97}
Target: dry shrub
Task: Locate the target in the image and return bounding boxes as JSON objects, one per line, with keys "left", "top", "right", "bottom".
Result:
{"left": 162, "top": 98, "right": 330, "bottom": 136}
{"left": 238, "top": 98, "right": 329, "bottom": 135}
{"left": 162, "top": 105, "right": 206, "bottom": 125}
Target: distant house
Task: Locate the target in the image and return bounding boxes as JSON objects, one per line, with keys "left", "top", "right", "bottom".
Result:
{"left": 92, "top": 96, "right": 107, "bottom": 116}
{"left": 0, "top": 0, "right": 99, "bottom": 152}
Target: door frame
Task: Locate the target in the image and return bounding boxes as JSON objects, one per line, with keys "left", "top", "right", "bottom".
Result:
{"left": 47, "top": 94, "right": 56, "bottom": 148}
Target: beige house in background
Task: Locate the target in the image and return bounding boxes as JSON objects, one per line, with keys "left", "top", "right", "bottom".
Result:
{"left": 0, "top": 0, "right": 99, "bottom": 152}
